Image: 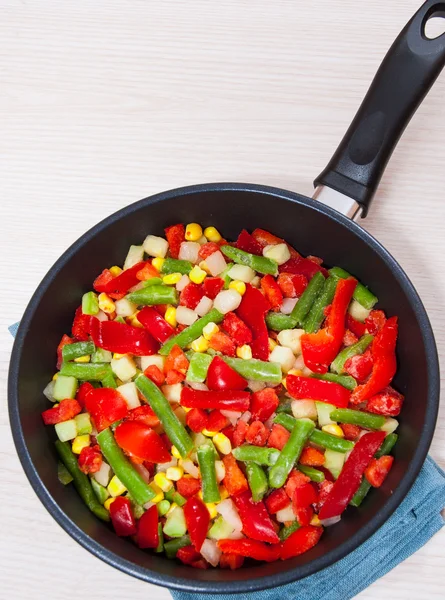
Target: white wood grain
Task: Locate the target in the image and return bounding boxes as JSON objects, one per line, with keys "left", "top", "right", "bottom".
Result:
{"left": 1, "top": 1, "right": 444, "bottom": 598}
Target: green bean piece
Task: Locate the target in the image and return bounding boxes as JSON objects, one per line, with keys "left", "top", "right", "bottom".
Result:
{"left": 274, "top": 414, "right": 355, "bottom": 452}
{"left": 159, "top": 309, "right": 224, "bottom": 355}
{"left": 57, "top": 461, "right": 73, "bottom": 485}
{"left": 297, "top": 464, "right": 325, "bottom": 483}
{"left": 161, "top": 258, "right": 193, "bottom": 275}
{"left": 303, "top": 276, "right": 338, "bottom": 333}
{"left": 232, "top": 445, "right": 280, "bottom": 466}
{"left": 330, "top": 408, "right": 386, "bottom": 430}
{"left": 164, "top": 535, "right": 191, "bottom": 558}
{"left": 311, "top": 372, "right": 357, "bottom": 391}
{"left": 222, "top": 356, "right": 282, "bottom": 383}
{"left": 221, "top": 245, "right": 278, "bottom": 276}
{"left": 186, "top": 352, "right": 213, "bottom": 383}
{"left": 279, "top": 521, "right": 300, "bottom": 541}
{"left": 290, "top": 271, "right": 325, "bottom": 327}
{"left": 96, "top": 428, "right": 156, "bottom": 505}
{"left": 135, "top": 375, "right": 193, "bottom": 457}
{"left": 265, "top": 312, "right": 297, "bottom": 332}
{"left": 376, "top": 433, "right": 398, "bottom": 458}
{"left": 269, "top": 418, "right": 315, "bottom": 488}
{"left": 142, "top": 277, "right": 163, "bottom": 287}
{"left": 55, "top": 441, "right": 110, "bottom": 522}
{"left": 274, "top": 413, "right": 297, "bottom": 432}
{"left": 59, "top": 362, "right": 112, "bottom": 382}
{"left": 82, "top": 291, "right": 99, "bottom": 315}
{"left": 126, "top": 285, "right": 179, "bottom": 307}
{"left": 164, "top": 487, "right": 187, "bottom": 507}
{"left": 220, "top": 262, "right": 234, "bottom": 288}
{"left": 245, "top": 462, "right": 269, "bottom": 501}
{"left": 276, "top": 397, "right": 294, "bottom": 414}
{"left": 330, "top": 334, "right": 374, "bottom": 374}
{"left": 329, "top": 267, "right": 378, "bottom": 309}
{"left": 197, "top": 445, "right": 220, "bottom": 503}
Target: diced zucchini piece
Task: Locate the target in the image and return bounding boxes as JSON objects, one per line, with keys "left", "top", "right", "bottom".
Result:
{"left": 324, "top": 449, "right": 346, "bottom": 479}
{"left": 82, "top": 291, "right": 99, "bottom": 315}
{"left": 92, "top": 348, "right": 113, "bottom": 363}
{"left": 91, "top": 478, "right": 110, "bottom": 503}
{"left": 54, "top": 419, "right": 78, "bottom": 442}
{"left": 208, "top": 516, "right": 234, "bottom": 540}
{"left": 163, "top": 506, "right": 187, "bottom": 538}
{"left": 53, "top": 375, "right": 78, "bottom": 401}
{"left": 43, "top": 380, "right": 56, "bottom": 402}
{"left": 124, "top": 245, "right": 145, "bottom": 269}
{"left": 111, "top": 356, "right": 137, "bottom": 382}
{"left": 117, "top": 382, "right": 141, "bottom": 409}
{"left": 315, "top": 401, "right": 336, "bottom": 427}
{"left": 74, "top": 412, "right": 93, "bottom": 435}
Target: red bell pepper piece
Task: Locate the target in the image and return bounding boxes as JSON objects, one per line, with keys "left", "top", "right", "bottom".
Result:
{"left": 75, "top": 381, "right": 94, "bottom": 408}
{"left": 221, "top": 425, "right": 235, "bottom": 445}
{"left": 343, "top": 330, "right": 358, "bottom": 347}
{"left": 265, "top": 488, "right": 290, "bottom": 514}
{"left": 364, "top": 455, "right": 394, "bottom": 487}
{"left": 232, "top": 419, "right": 248, "bottom": 447}
{"left": 180, "top": 388, "right": 251, "bottom": 412}
{"left": 217, "top": 538, "right": 281, "bottom": 563}
{"left": 222, "top": 454, "right": 249, "bottom": 496}
{"left": 114, "top": 421, "right": 171, "bottom": 463}
{"left": 72, "top": 306, "right": 92, "bottom": 341}
{"left": 346, "top": 314, "right": 367, "bottom": 338}
{"left": 93, "top": 269, "right": 113, "bottom": 292}
{"left": 176, "top": 545, "right": 203, "bottom": 566}
{"left": 94, "top": 261, "right": 148, "bottom": 295}
{"left": 137, "top": 505, "right": 159, "bottom": 548}
{"left": 144, "top": 364, "right": 166, "bottom": 386}
{"left": 165, "top": 344, "right": 189, "bottom": 374}
{"left": 278, "top": 257, "right": 329, "bottom": 279}
{"left": 286, "top": 375, "right": 350, "bottom": 408}
{"left": 300, "top": 278, "right": 357, "bottom": 373}
{"left": 318, "top": 431, "right": 386, "bottom": 520}
{"left": 344, "top": 349, "right": 373, "bottom": 383}
{"left": 293, "top": 482, "right": 318, "bottom": 509}
{"left": 85, "top": 388, "right": 128, "bottom": 432}
{"left": 340, "top": 423, "right": 361, "bottom": 440}
{"left": 186, "top": 407, "right": 209, "bottom": 433}
{"left": 245, "top": 421, "right": 269, "bottom": 446}
{"left": 233, "top": 491, "right": 280, "bottom": 543}
{"left": 219, "top": 553, "right": 245, "bottom": 570}
{"left": 165, "top": 369, "right": 185, "bottom": 384}
{"left": 165, "top": 223, "right": 185, "bottom": 259}
{"left": 314, "top": 479, "right": 335, "bottom": 511}
{"left": 126, "top": 404, "right": 160, "bottom": 428}
{"left": 222, "top": 312, "right": 253, "bottom": 346}
{"left": 135, "top": 262, "right": 160, "bottom": 282}
{"left": 42, "top": 399, "right": 82, "bottom": 425}
{"left": 366, "top": 386, "right": 404, "bottom": 416}
{"left": 251, "top": 228, "right": 300, "bottom": 259}
{"left": 299, "top": 447, "right": 325, "bottom": 467}
{"left": 78, "top": 444, "right": 102, "bottom": 474}
{"left": 109, "top": 496, "right": 137, "bottom": 537}
{"left": 184, "top": 496, "right": 210, "bottom": 551}
{"left": 202, "top": 277, "right": 224, "bottom": 299}
{"left": 261, "top": 275, "right": 283, "bottom": 310}
{"left": 236, "top": 229, "right": 263, "bottom": 255}
{"left": 206, "top": 356, "right": 248, "bottom": 391}
{"left": 365, "top": 309, "right": 387, "bottom": 334}
{"left": 280, "top": 525, "right": 323, "bottom": 560}
{"left": 267, "top": 423, "right": 290, "bottom": 451}
{"left": 285, "top": 469, "right": 311, "bottom": 498}
{"left": 277, "top": 272, "right": 308, "bottom": 298}
{"left": 207, "top": 410, "right": 230, "bottom": 432}
{"left": 57, "top": 334, "right": 74, "bottom": 369}
{"left": 89, "top": 318, "right": 159, "bottom": 356}
{"left": 137, "top": 306, "right": 175, "bottom": 343}
{"left": 208, "top": 331, "right": 236, "bottom": 357}
{"left": 236, "top": 284, "right": 270, "bottom": 360}
{"left": 198, "top": 242, "right": 221, "bottom": 260}
{"left": 176, "top": 476, "right": 202, "bottom": 498}
{"left": 251, "top": 388, "right": 279, "bottom": 422}
{"left": 351, "top": 317, "right": 398, "bottom": 404}
{"left": 180, "top": 282, "right": 204, "bottom": 310}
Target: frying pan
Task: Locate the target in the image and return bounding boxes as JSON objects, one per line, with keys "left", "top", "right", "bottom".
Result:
{"left": 8, "top": 0, "right": 445, "bottom": 593}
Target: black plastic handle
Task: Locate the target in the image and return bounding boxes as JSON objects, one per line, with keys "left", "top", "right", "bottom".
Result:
{"left": 314, "top": 1, "right": 445, "bottom": 217}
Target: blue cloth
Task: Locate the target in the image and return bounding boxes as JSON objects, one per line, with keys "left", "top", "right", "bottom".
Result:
{"left": 8, "top": 322, "right": 445, "bottom": 599}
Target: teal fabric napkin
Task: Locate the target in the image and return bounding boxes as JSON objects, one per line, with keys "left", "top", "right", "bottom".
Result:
{"left": 8, "top": 322, "right": 445, "bottom": 600}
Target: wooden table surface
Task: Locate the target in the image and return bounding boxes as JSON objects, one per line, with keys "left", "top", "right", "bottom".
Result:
{"left": 1, "top": 1, "right": 444, "bottom": 598}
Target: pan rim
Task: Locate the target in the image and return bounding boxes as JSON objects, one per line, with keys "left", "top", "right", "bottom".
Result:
{"left": 8, "top": 182, "right": 440, "bottom": 593}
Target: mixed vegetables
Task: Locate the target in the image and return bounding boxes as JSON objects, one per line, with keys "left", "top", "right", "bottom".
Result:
{"left": 42, "top": 223, "right": 402, "bottom": 569}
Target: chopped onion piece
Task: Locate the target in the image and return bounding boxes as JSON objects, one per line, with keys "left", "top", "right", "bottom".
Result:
{"left": 201, "top": 539, "right": 222, "bottom": 567}
{"left": 216, "top": 499, "right": 243, "bottom": 531}
{"left": 140, "top": 354, "right": 165, "bottom": 371}
{"left": 181, "top": 459, "right": 200, "bottom": 478}
{"left": 115, "top": 298, "right": 137, "bottom": 317}
{"left": 264, "top": 413, "right": 277, "bottom": 429}
{"left": 320, "top": 516, "right": 342, "bottom": 527}
{"left": 96, "top": 310, "right": 108, "bottom": 322}
{"left": 277, "top": 329, "right": 305, "bottom": 355}
{"left": 176, "top": 305, "right": 198, "bottom": 325}
{"left": 124, "top": 245, "right": 144, "bottom": 270}
{"left": 247, "top": 380, "right": 266, "bottom": 393}
{"left": 276, "top": 504, "right": 295, "bottom": 523}
{"left": 281, "top": 298, "right": 298, "bottom": 314}
{"left": 220, "top": 410, "right": 242, "bottom": 426}
{"left": 133, "top": 462, "right": 153, "bottom": 482}
{"left": 213, "top": 289, "right": 242, "bottom": 314}
{"left": 348, "top": 299, "right": 371, "bottom": 323}
{"left": 195, "top": 295, "right": 213, "bottom": 317}
{"left": 117, "top": 382, "right": 141, "bottom": 409}
{"left": 176, "top": 274, "right": 191, "bottom": 291}
{"left": 187, "top": 382, "right": 209, "bottom": 391}
{"left": 215, "top": 460, "right": 226, "bottom": 482}
{"left": 156, "top": 458, "right": 178, "bottom": 472}
{"left": 93, "top": 462, "right": 111, "bottom": 487}
{"left": 204, "top": 251, "right": 227, "bottom": 276}
{"left": 43, "top": 381, "right": 56, "bottom": 402}
{"left": 263, "top": 243, "right": 290, "bottom": 265}
{"left": 269, "top": 345, "right": 295, "bottom": 373}
{"left": 227, "top": 530, "right": 245, "bottom": 540}
{"left": 291, "top": 399, "right": 317, "bottom": 420}
{"left": 240, "top": 411, "right": 251, "bottom": 423}
{"left": 179, "top": 241, "right": 200, "bottom": 264}
{"left": 161, "top": 383, "right": 183, "bottom": 403}
{"left": 227, "top": 264, "right": 256, "bottom": 283}
{"left": 381, "top": 417, "right": 399, "bottom": 434}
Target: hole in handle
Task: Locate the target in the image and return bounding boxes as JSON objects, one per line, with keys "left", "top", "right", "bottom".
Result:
{"left": 424, "top": 14, "right": 445, "bottom": 40}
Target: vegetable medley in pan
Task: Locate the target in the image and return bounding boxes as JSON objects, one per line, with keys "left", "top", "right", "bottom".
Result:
{"left": 42, "top": 223, "right": 402, "bottom": 568}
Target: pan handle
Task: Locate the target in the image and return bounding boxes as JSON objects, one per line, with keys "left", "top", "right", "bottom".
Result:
{"left": 314, "top": 0, "right": 445, "bottom": 217}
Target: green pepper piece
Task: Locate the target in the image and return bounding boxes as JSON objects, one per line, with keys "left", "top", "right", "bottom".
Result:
{"left": 91, "top": 478, "right": 110, "bottom": 504}
{"left": 330, "top": 408, "right": 386, "bottom": 430}
{"left": 311, "top": 372, "right": 357, "bottom": 391}
{"left": 55, "top": 441, "right": 110, "bottom": 521}
{"left": 290, "top": 271, "right": 325, "bottom": 327}
{"left": 161, "top": 258, "right": 193, "bottom": 275}
{"left": 329, "top": 267, "right": 378, "bottom": 309}
{"left": 221, "top": 245, "right": 278, "bottom": 276}
{"left": 59, "top": 362, "right": 113, "bottom": 382}
{"left": 96, "top": 428, "right": 156, "bottom": 505}
{"left": 186, "top": 352, "right": 213, "bottom": 383}
{"left": 269, "top": 418, "right": 315, "bottom": 488}
{"left": 126, "top": 285, "right": 179, "bottom": 307}
{"left": 245, "top": 462, "right": 268, "bottom": 501}
{"left": 330, "top": 334, "right": 374, "bottom": 374}
{"left": 135, "top": 374, "right": 193, "bottom": 457}
{"left": 232, "top": 445, "right": 280, "bottom": 466}
{"left": 297, "top": 464, "right": 325, "bottom": 483}
{"left": 82, "top": 291, "right": 99, "bottom": 315}
{"left": 303, "top": 276, "right": 338, "bottom": 333}
{"left": 222, "top": 357, "right": 282, "bottom": 383}
{"left": 197, "top": 444, "right": 220, "bottom": 503}
{"left": 164, "top": 535, "right": 191, "bottom": 558}
{"left": 159, "top": 309, "right": 224, "bottom": 355}
{"left": 279, "top": 521, "right": 300, "bottom": 541}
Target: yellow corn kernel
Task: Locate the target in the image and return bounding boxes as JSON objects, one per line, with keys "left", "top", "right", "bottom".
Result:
{"left": 163, "top": 272, "right": 182, "bottom": 285}
{"left": 203, "top": 226, "right": 222, "bottom": 243}
{"left": 98, "top": 292, "right": 116, "bottom": 314}
{"left": 128, "top": 311, "right": 143, "bottom": 328}
{"left": 152, "top": 257, "right": 165, "bottom": 271}
{"left": 71, "top": 435, "right": 90, "bottom": 454}
{"left": 104, "top": 497, "right": 116, "bottom": 511}
{"left": 185, "top": 223, "right": 203, "bottom": 242}
{"left": 189, "top": 265, "right": 207, "bottom": 284}
{"left": 203, "top": 322, "right": 219, "bottom": 341}
{"left": 171, "top": 445, "right": 181, "bottom": 459}
{"left": 236, "top": 344, "right": 252, "bottom": 360}
{"left": 165, "top": 502, "right": 178, "bottom": 517}
{"left": 52, "top": 373, "right": 59, "bottom": 381}
{"left": 268, "top": 337, "right": 277, "bottom": 352}
{"left": 213, "top": 433, "right": 232, "bottom": 455}
{"left": 219, "top": 486, "right": 229, "bottom": 500}
{"left": 182, "top": 406, "right": 192, "bottom": 413}
{"left": 198, "top": 490, "right": 203, "bottom": 500}
{"left": 148, "top": 483, "right": 165, "bottom": 504}
{"left": 288, "top": 368, "right": 304, "bottom": 377}
{"left": 165, "top": 305, "right": 177, "bottom": 327}
{"left": 74, "top": 354, "right": 91, "bottom": 363}
{"left": 107, "top": 475, "right": 127, "bottom": 497}
{"left": 154, "top": 472, "right": 173, "bottom": 492}
{"left": 109, "top": 266, "right": 123, "bottom": 277}
{"left": 205, "top": 503, "right": 218, "bottom": 519}
{"left": 202, "top": 429, "right": 218, "bottom": 437}
{"left": 322, "top": 423, "right": 345, "bottom": 438}
{"left": 281, "top": 377, "right": 287, "bottom": 389}
{"left": 113, "top": 352, "right": 128, "bottom": 359}
{"left": 229, "top": 280, "right": 246, "bottom": 296}
{"left": 310, "top": 515, "right": 322, "bottom": 527}
{"left": 166, "top": 466, "right": 184, "bottom": 481}
{"left": 198, "top": 260, "right": 212, "bottom": 274}
{"left": 191, "top": 335, "right": 209, "bottom": 353}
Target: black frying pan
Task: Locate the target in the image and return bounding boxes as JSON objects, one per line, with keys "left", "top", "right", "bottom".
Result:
{"left": 8, "top": 0, "right": 445, "bottom": 594}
